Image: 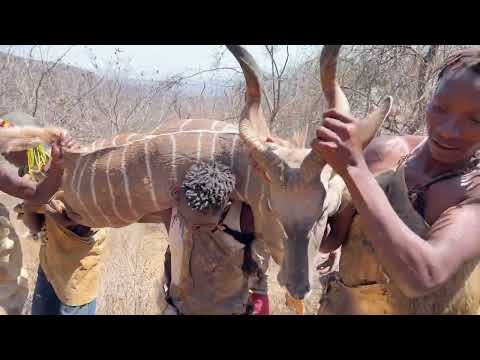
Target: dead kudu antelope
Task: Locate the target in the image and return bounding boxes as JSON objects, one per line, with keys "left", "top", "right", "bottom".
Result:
{"left": 0, "top": 45, "right": 392, "bottom": 300}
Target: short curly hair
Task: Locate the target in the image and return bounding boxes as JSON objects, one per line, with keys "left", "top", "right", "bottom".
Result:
{"left": 181, "top": 161, "right": 236, "bottom": 214}
{"left": 436, "top": 47, "right": 480, "bottom": 81}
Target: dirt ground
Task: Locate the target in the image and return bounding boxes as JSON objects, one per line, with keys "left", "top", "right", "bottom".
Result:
{"left": 2, "top": 192, "right": 323, "bottom": 315}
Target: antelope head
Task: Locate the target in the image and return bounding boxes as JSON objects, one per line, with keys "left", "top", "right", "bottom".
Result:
{"left": 227, "top": 45, "right": 392, "bottom": 299}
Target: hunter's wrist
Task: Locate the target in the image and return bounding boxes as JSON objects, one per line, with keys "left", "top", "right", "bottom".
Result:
{"left": 344, "top": 161, "right": 370, "bottom": 182}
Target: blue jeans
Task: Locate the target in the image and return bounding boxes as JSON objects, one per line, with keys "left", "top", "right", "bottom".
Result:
{"left": 31, "top": 267, "right": 96, "bottom": 315}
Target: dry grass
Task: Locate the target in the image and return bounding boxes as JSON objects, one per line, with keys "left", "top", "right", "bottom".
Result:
{"left": 96, "top": 223, "right": 169, "bottom": 315}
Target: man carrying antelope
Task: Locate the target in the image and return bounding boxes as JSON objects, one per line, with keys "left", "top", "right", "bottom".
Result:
{"left": 314, "top": 47, "right": 480, "bottom": 314}
{"left": 1, "top": 45, "right": 389, "bottom": 310}
{"left": 159, "top": 161, "right": 271, "bottom": 315}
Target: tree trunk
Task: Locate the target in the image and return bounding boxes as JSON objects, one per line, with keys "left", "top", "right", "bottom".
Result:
{"left": 406, "top": 45, "right": 439, "bottom": 134}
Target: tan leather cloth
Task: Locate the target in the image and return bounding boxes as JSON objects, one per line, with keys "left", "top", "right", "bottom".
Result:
{"left": 163, "top": 201, "right": 269, "bottom": 315}
{"left": 39, "top": 214, "right": 107, "bottom": 307}
{"left": 319, "top": 164, "right": 480, "bottom": 315}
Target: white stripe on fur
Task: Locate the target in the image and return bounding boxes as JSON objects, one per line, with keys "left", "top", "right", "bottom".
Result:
{"left": 196, "top": 132, "right": 203, "bottom": 161}
{"left": 144, "top": 138, "right": 160, "bottom": 210}
{"left": 122, "top": 135, "right": 139, "bottom": 219}
{"left": 106, "top": 146, "right": 131, "bottom": 225}
{"left": 90, "top": 140, "right": 112, "bottom": 226}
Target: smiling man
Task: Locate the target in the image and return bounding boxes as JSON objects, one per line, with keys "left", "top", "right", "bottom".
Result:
{"left": 314, "top": 48, "right": 480, "bottom": 315}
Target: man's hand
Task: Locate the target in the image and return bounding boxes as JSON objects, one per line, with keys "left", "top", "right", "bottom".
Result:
{"left": 48, "top": 133, "right": 76, "bottom": 172}
{"left": 311, "top": 109, "right": 368, "bottom": 177}
{"left": 316, "top": 251, "right": 337, "bottom": 275}
{"left": 59, "top": 133, "right": 76, "bottom": 150}
{"left": 44, "top": 199, "right": 76, "bottom": 228}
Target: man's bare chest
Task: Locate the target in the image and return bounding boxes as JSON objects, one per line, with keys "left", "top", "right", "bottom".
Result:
{"left": 408, "top": 174, "right": 474, "bottom": 226}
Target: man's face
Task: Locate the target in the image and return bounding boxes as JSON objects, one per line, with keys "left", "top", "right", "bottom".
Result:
{"left": 426, "top": 68, "right": 480, "bottom": 165}
{"left": 174, "top": 188, "right": 229, "bottom": 233}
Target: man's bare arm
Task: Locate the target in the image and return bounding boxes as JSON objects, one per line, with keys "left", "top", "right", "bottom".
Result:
{"left": 0, "top": 138, "right": 73, "bottom": 205}
{"left": 0, "top": 162, "right": 63, "bottom": 205}
{"left": 344, "top": 165, "right": 480, "bottom": 298}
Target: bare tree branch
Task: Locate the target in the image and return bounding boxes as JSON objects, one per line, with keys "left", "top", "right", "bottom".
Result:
{"left": 32, "top": 45, "right": 75, "bottom": 117}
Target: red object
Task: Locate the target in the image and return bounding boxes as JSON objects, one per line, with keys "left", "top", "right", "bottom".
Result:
{"left": 250, "top": 293, "right": 270, "bottom": 315}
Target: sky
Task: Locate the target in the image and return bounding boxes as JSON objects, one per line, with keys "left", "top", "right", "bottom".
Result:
{"left": 4, "top": 45, "right": 317, "bottom": 80}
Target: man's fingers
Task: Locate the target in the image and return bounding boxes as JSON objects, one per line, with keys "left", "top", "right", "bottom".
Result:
{"left": 50, "top": 141, "right": 65, "bottom": 164}
{"left": 323, "top": 109, "right": 354, "bottom": 124}
{"left": 312, "top": 139, "right": 337, "bottom": 148}
{"left": 50, "top": 200, "right": 66, "bottom": 214}
{"left": 312, "top": 135, "right": 339, "bottom": 153}
{"left": 322, "top": 117, "right": 352, "bottom": 139}
{"left": 316, "top": 126, "right": 342, "bottom": 144}
{"left": 61, "top": 135, "right": 76, "bottom": 149}
{"left": 51, "top": 141, "right": 60, "bottom": 155}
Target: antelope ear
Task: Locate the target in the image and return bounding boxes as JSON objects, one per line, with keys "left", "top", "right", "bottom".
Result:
{"left": 358, "top": 96, "right": 393, "bottom": 148}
